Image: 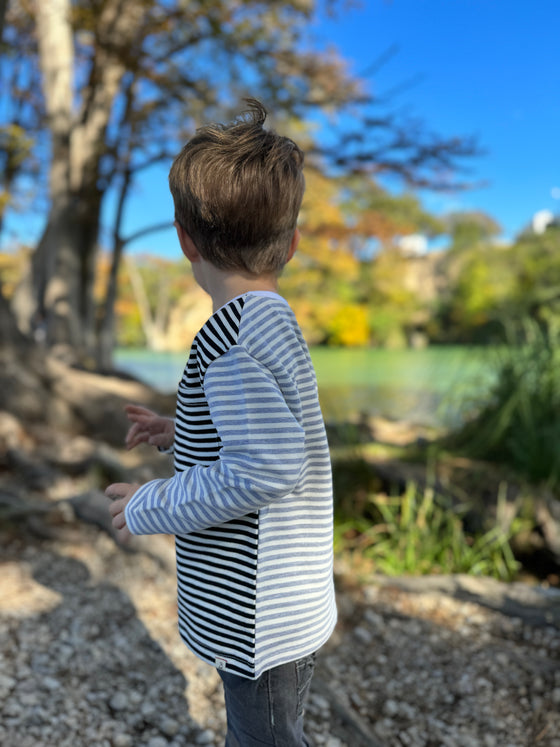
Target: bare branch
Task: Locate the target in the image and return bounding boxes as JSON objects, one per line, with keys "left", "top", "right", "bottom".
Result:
{"left": 124, "top": 221, "right": 173, "bottom": 247}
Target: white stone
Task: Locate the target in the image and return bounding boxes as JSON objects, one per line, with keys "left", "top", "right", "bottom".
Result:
{"left": 309, "top": 693, "right": 330, "bottom": 712}
{"left": 195, "top": 730, "right": 216, "bottom": 745}
{"left": 353, "top": 625, "right": 373, "bottom": 645}
{"left": 41, "top": 676, "right": 62, "bottom": 691}
{"left": 160, "top": 717, "right": 180, "bottom": 738}
{"left": 0, "top": 675, "right": 16, "bottom": 695}
{"left": 113, "top": 735, "right": 133, "bottom": 747}
{"left": 384, "top": 699, "right": 399, "bottom": 716}
{"left": 109, "top": 693, "right": 129, "bottom": 711}
{"left": 146, "top": 738, "right": 168, "bottom": 747}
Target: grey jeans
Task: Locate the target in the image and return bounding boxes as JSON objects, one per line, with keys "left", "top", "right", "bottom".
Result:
{"left": 217, "top": 653, "right": 316, "bottom": 746}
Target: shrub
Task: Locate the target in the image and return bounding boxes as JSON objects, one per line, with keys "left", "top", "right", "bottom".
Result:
{"left": 448, "top": 320, "right": 560, "bottom": 487}
{"left": 334, "top": 481, "right": 521, "bottom": 581}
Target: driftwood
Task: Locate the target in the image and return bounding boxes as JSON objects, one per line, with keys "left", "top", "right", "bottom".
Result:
{"left": 371, "top": 574, "right": 560, "bottom": 629}
{"left": 0, "top": 345, "right": 174, "bottom": 446}
{"left": 311, "top": 675, "right": 384, "bottom": 747}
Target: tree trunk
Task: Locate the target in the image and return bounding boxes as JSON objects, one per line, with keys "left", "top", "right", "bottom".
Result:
{"left": 0, "top": 0, "right": 8, "bottom": 44}
{"left": 22, "top": 0, "right": 76, "bottom": 351}
{"left": 17, "top": 0, "right": 145, "bottom": 361}
{"left": 0, "top": 279, "right": 27, "bottom": 348}
{"left": 97, "top": 236, "right": 124, "bottom": 371}
{"left": 125, "top": 254, "right": 160, "bottom": 348}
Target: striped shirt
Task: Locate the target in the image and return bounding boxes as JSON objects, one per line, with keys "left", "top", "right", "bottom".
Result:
{"left": 125, "top": 292, "right": 337, "bottom": 679}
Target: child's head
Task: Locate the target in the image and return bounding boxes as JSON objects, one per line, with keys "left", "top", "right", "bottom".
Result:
{"left": 169, "top": 99, "right": 304, "bottom": 276}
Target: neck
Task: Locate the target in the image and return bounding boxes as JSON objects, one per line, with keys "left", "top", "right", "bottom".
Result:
{"left": 199, "top": 261, "right": 280, "bottom": 312}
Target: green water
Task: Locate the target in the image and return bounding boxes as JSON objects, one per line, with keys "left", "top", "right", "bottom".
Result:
{"left": 115, "top": 346, "right": 495, "bottom": 427}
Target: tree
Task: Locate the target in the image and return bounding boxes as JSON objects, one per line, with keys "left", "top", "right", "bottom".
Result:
{"left": 0, "top": 0, "right": 42, "bottom": 241}
{"left": 507, "top": 225, "right": 560, "bottom": 328}
{"left": 0, "top": 0, "right": 7, "bottom": 43}
{"left": 282, "top": 167, "right": 363, "bottom": 343}
{"left": 4, "top": 0, "right": 480, "bottom": 364}
{"left": 6, "top": 0, "right": 367, "bottom": 360}
{"left": 283, "top": 168, "right": 446, "bottom": 347}
{"left": 444, "top": 211, "right": 502, "bottom": 253}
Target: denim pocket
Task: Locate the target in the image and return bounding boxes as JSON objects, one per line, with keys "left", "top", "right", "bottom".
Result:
{"left": 295, "top": 652, "right": 316, "bottom": 718}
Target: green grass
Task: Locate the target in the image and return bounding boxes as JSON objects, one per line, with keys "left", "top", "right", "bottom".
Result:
{"left": 333, "top": 480, "right": 522, "bottom": 581}
{"left": 448, "top": 322, "right": 560, "bottom": 487}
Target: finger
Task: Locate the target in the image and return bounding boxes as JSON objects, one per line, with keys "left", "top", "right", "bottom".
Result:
{"left": 108, "top": 498, "right": 124, "bottom": 518}
{"left": 125, "top": 422, "right": 141, "bottom": 440}
{"left": 127, "top": 414, "right": 152, "bottom": 428}
{"left": 117, "top": 526, "right": 132, "bottom": 545}
{"left": 127, "top": 421, "right": 153, "bottom": 437}
{"left": 105, "top": 483, "right": 129, "bottom": 500}
{"left": 111, "top": 511, "right": 128, "bottom": 531}
{"left": 125, "top": 423, "right": 146, "bottom": 446}
{"left": 125, "top": 404, "right": 154, "bottom": 421}
{"left": 124, "top": 403, "right": 151, "bottom": 415}
{"left": 149, "top": 434, "right": 172, "bottom": 447}
{"left": 125, "top": 421, "right": 151, "bottom": 440}
{"left": 126, "top": 434, "right": 151, "bottom": 451}
{"left": 105, "top": 484, "right": 119, "bottom": 500}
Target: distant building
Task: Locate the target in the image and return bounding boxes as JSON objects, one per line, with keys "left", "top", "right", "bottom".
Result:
{"left": 398, "top": 234, "right": 428, "bottom": 256}
{"left": 532, "top": 209, "right": 555, "bottom": 235}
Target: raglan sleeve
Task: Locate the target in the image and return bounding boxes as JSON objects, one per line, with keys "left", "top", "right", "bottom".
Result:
{"left": 124, "top": 345, "right": 305, "bottom": 535}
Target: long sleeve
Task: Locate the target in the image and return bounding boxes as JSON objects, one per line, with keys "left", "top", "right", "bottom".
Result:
{"left": 122, "top": 293, "right": 336, "bottom": 680}
{"left": 125, "top": 346, "right": 305, "bottom": 535}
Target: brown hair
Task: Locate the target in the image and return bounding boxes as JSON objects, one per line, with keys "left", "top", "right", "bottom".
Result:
{"left": 169, "top": 99, "right": 305, "bottom": 275}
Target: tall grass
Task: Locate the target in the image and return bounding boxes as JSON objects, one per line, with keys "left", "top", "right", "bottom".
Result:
{"left": 449, "top": 320, "right": 560, "bottom": 487}
{"left": 334, "top": 481, "right": 521, "bottom": 580}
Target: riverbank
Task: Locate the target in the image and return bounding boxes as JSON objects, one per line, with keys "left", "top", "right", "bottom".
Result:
{"left": 2, "top": 516, "right": 559, "bottom": 747}
{"left": 1, "top": 351, "right": 559, "bottom": 745}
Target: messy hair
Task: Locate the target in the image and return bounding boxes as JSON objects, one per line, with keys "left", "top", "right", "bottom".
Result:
{"left": 169, "top": 99, "right": 305, "bottom": 275}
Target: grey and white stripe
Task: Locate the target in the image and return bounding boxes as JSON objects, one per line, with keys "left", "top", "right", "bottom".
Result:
{"left": 125, "top": 293, "right": 337, "bottom": 678}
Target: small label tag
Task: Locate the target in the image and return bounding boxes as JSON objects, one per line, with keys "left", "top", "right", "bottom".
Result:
{"left": 215, "top": 657, "right": 228, "bottom": 671}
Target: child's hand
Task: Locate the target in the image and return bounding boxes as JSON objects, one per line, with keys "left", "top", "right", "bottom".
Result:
{"left": 124, "top": 404, "right": 175, "bottom": 450}
{"left": 105, "top": 482, "right": 140, "bottom": 544}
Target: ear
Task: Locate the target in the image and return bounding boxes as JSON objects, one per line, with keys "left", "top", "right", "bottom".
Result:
{"left": 286, "top": 228, "right": 300, "bottom": 264}
{"left": 174, "top": 221, "right": 201, "bottom": 263}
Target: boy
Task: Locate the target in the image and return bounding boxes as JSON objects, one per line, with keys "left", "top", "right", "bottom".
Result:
{"left": 106, "top": 99, "right": 337, "bottom": 747}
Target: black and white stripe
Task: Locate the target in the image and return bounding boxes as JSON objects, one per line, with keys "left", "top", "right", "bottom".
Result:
{"left": 125, "top": 293, "right": 337, "bottom": 678}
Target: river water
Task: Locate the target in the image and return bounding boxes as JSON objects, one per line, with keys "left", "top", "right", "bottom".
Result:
{"left": 115, "top": 346, "right": 495, "bottom": 428}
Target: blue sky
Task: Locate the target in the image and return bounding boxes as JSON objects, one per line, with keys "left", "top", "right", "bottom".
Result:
{"left": 124, "top": 0, "right": 559, "bottom": 257}
{"left": 4, "top": 0, "right": 559, "bottom": 257}
{"left": 315, "top": 0, "right": 559, "bottom": 240}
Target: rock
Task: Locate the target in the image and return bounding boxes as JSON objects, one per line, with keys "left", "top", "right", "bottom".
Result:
{"left": 309, "top": 693, "right": 330, "bottom": 712}
{"left": 69, "top": 491, "right": 119, "bottom": 536}
{"left": 0, "top": 674, "right": 16, "bottom": 697}
{"left": 0, "top": 411, "right": 32, "bottom": 451}
{"left": 195, "top": 730, "right": 216, "bottom": 745}
{"left": 537, "top": 494, "right": 560, "bottom": 562}
{"left": 109, "top": 692, "right": 130, "bottom": 711}
{"left": 41, "top": 676, "right": 61, "bottom": 691}
{"left": 352, "top": 625, "right": 373, "bottom": 645}
{"left": 1, "top": 494, "right": 560, "bottom": 747}
{"left": 160, "top": 717, "right": 180, "bottom": 738}
{"left": 113, "top": 735, "right": 134, "bottom": 747}
{"left": 383, "top": 699, "right": 399, "bottom": 716}
{"left": 146, "top": 738, "right": 168, "bottom": 747}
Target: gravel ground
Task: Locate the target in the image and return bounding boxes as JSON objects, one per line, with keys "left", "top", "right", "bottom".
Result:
{"left": 1, "top": 518, "right": 559, "bottom": 747}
